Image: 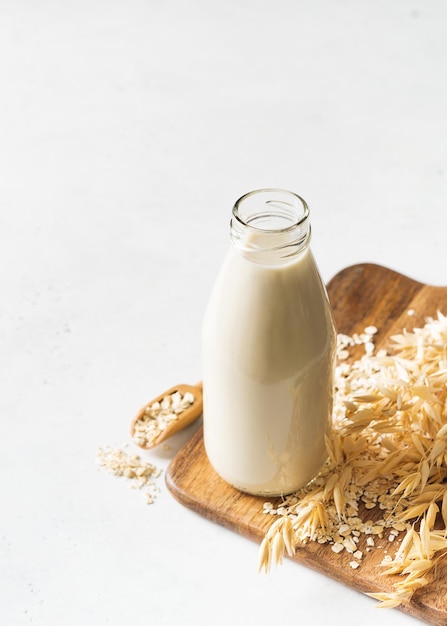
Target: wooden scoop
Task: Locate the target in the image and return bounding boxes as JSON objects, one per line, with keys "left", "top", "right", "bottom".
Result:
{"left": 131, "top": 382, "right": 203, "bottom": 449}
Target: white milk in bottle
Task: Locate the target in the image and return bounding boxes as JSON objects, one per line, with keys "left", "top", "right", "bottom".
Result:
{"left": 202, "top": 189, "right": 336, "bottom": 497}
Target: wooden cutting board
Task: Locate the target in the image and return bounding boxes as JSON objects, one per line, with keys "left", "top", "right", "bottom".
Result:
{"left": 166, "top": 263, "right": 447, "bottom": 626}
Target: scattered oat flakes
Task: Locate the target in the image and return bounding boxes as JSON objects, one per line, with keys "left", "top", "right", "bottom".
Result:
{"left": 96, "top": 445, "right": 162, "bottom": 504}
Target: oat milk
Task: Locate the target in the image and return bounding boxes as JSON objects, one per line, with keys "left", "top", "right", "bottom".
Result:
{"left": 202, "top": 189, "right": 336, "bottom": 497}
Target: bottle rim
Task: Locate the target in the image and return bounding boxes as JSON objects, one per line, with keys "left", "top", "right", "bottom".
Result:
{"left": 232, "top": 188, "right": 309, "bottom": 234}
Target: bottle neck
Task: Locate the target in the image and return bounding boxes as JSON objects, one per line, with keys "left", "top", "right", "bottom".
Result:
{"left": 230, "top": 189, "right": 311, "bottom": 265}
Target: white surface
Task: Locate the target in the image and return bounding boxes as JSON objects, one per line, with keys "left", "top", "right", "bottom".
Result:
{"left": 1, "top": 1, "right": 447, "bottom": 624}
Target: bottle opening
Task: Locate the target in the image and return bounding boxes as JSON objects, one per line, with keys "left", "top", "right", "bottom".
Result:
{"left": 230, "top": 189, "right": 311, "bottom": 263}
{"left": 233, "top": 189, "right": 309, "bottom": 233}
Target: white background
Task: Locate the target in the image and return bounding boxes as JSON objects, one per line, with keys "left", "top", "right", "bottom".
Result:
{"left": 1, "top": 1, "right": 447, "bottom": 624}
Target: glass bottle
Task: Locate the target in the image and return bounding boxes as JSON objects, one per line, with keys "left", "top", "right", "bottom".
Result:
{"left": 202, "top": 189, "right": 336, "bottom": 497}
